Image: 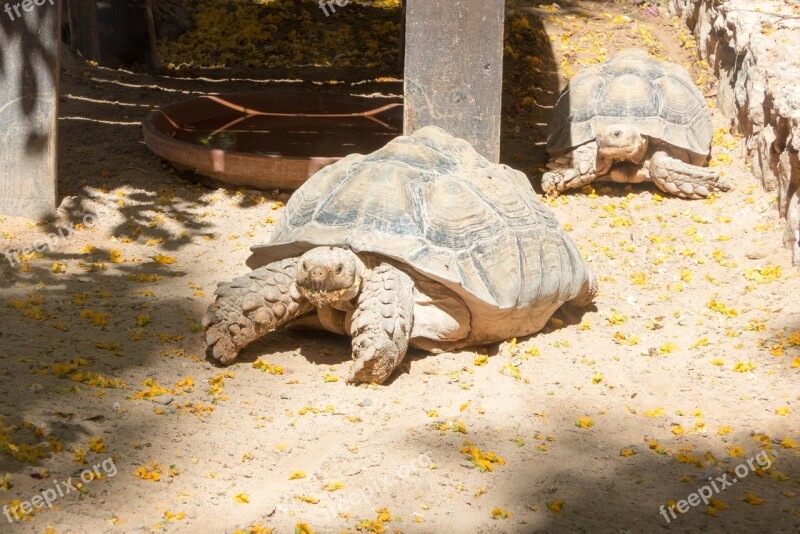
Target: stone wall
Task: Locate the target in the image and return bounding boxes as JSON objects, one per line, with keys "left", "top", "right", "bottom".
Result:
{"left": 669, "top": 0, "right": 800, "bottom": 266}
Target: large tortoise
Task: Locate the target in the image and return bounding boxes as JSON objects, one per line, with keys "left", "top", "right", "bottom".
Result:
{"left": 202, "top": 126, "right": 597, "bottom": 384}
{"left": 543, "top": 48, "right": 731, "bottom": 199}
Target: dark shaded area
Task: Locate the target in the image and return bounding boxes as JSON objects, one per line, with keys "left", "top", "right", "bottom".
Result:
{"left": 95, "top": 0, "right": 152, "bottom": 65}
{"left": 500, "top": 2, "right": 559, "bottom": 183}
{"left": 62, "top": 0, "right": 188, "bottom": 67}
{"left": 389, "top": 423, "right": 799, "bottom": 533}
{"left": 0, "top": 2, "right": 408, "bottom": 479}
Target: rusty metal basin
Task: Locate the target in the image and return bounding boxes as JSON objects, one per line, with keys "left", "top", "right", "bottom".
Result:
{"left": 142, "top": 91, "right": 403, "bottom": 189}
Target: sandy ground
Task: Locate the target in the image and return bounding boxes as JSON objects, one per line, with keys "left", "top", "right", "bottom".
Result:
{"left": 0, "top": 1, "right": 798, "bottom": 533}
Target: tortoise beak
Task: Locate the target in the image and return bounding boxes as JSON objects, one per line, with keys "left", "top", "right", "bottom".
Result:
{"left": 308, "top": 267, "right": 327, "bottom": 291}
{"left": 310, "top": 278, "right": 324, "bottom": 291}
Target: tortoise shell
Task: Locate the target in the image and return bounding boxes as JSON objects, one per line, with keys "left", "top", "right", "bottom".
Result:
{"left": 547, "top": 48, "right": 713, "bottom": 158}
{"left": 247, "top": 126, "right": 592, "bottom": 338}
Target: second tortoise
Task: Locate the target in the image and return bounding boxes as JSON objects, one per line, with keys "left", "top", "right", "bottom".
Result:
{"left": 543, "top": 48, "right": 731, "bottom": 199}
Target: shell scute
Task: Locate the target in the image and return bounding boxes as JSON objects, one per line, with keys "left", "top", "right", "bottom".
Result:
{"left": 547, "top": 48, "right": 713, "bottom": 156}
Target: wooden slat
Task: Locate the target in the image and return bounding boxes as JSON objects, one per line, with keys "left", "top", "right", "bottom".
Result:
{"left": 0, "top": 0, "right": 60, "bottom": 217}
{"left": 403, "top": 0, "right": 505, "bottom": 163}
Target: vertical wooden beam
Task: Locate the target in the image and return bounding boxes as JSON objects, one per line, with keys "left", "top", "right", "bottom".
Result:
{"left": 403, "top": 0, "right": 505, "bottom": 162}
{"left": 68, "top": 0, "right": 157, "bottom": 67}
{"left": 0, "top": 0, "right": 61, "bottom": 218}
{"left": 96, "top": 0, "right": 156, "bottom": 67}
{"left": 67, "top": 0, "right": 99, "bottom": 60}
{"left": 144, "top": 0, "right": 158, "bottom": 67}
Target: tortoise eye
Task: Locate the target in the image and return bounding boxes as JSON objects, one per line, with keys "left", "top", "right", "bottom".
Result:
{"left": 335, "top": 264, "right": 343, "bottom": 274}
{"left": 302, "top": 262, "right": 308, "bottom": 271}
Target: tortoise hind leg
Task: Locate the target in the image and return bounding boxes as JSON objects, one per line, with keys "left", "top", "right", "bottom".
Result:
{"left": 348, "top": 263, "right": 414, "bottom": 384}
{"left": 542, "top": 142, "right": 603, "bottom": 195}
{"left": 202, "top": 258, "right": 313, "bottom": 364}
{"left": 649, "top": 150, "right": 732, "bottom": 199}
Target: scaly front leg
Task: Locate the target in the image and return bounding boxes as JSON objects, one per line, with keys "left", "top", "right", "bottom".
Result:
{"left": 349, "top": 263, "right": 414, "bottom": 384}
{"left": 649, "top": 151, "right": 732, "bottom": 199}
{"left": 203, "top": 258, "right": 314, "bottom": 364}
{"left": 542, "top": 142, "right": 606, "bottom": 195}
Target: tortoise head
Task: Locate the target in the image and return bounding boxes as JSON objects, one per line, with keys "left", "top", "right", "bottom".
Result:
{"left": 596, "top": 124, "right": 648, "bottom": 163}
{"left": 296, "top": 247, "right": 363, "bottom": 307}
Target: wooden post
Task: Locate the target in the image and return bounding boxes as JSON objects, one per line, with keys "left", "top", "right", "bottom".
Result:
{"left": 144, "top": 0, "right": 158, "bottom": 67}
{"left": 67, "top": 0, "right": 156, "bottom": 67}
{"left": 67, "top": 0, "right": 100, "bottom": 60}
{"left": 95, "top": 0, "right": 156, "bottom": 66}
{"left": 0, "top": 0, "right": 61, "bottom": 218}
{"left": 403, "top": 0, "right": 505, "bottom": 162}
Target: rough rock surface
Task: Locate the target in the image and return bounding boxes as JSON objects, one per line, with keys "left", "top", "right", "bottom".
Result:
{"left": 670, "top": 0, "right": 800, "bottom": 266}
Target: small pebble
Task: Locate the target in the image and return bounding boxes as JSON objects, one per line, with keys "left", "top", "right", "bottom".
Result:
{"left": 154, "top": 395, "right": 174, "bottom": 406}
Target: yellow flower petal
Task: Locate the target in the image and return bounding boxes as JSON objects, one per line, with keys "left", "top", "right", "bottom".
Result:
{"left": 727, "top": 445, "right": 744, "bottom": 458}
{"left": 89, "top": 435, "right": 106, "bottom": 453}
{"left": 491, "top": 507, "right": 511, "bottom": 519}
{"left": 743, "top": 493, "right": 764, "bottom": 505}
{"left": 153, "top": 254, "right": 176, "bottom": 265}
{"left": 575, "top": 416, "right": 593, "bottom": 429}
{"left": 474, "top": 354, "right": 489, "bottom": 366}
{"left": 295, "top": 522, "right": 315, "bottom": 534}
{"left": 780, "top": 437, "right": 798, "bottom": 449}
{"left": 644, "top": 407, "right": 664, "bottom": 418}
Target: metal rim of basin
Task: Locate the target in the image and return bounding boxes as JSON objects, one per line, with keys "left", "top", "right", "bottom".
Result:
{"left": 142, "top": 90, "right": 403, "bottom": 190}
